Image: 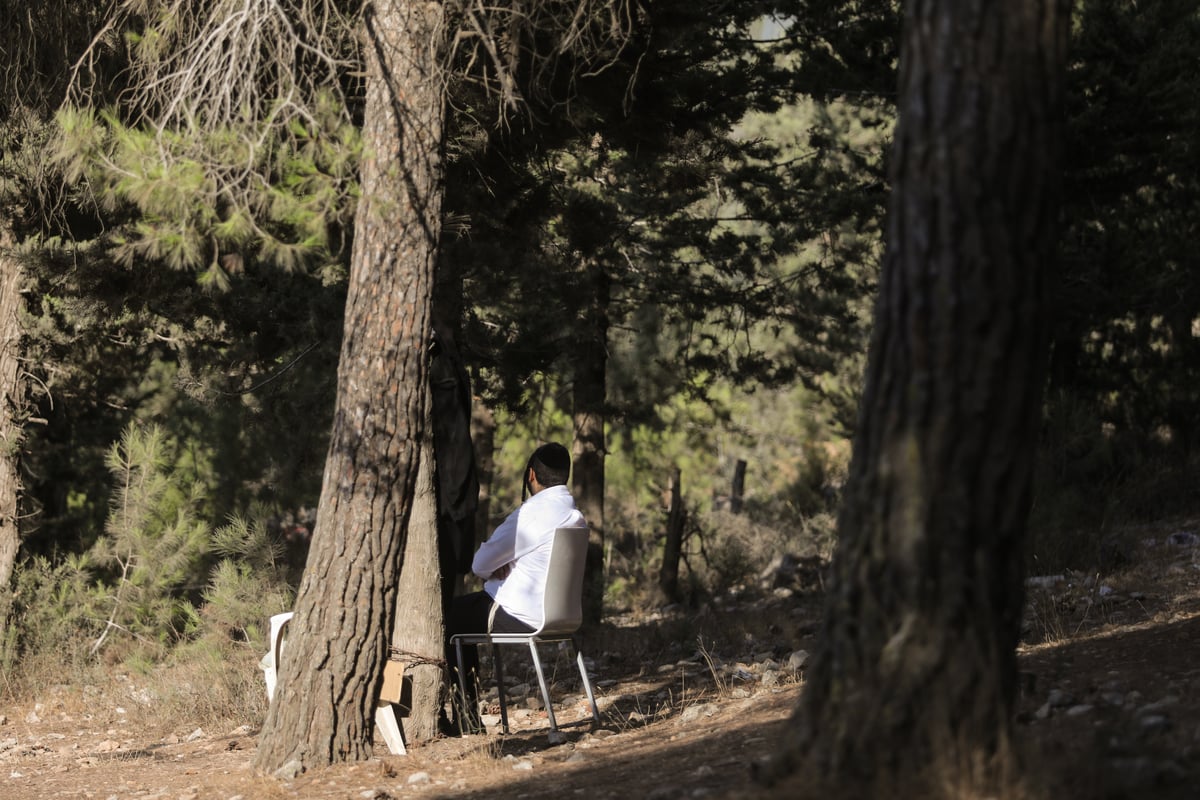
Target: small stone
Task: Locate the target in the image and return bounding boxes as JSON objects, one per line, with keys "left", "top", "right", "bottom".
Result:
{"left": 512, "top": 759, "right": 534, "bottom": 771}
{"left": 406, "top": 771, "right": 431, "bottom": 785}
{"left": 787, "top": 650, "right": 809, "bottom": 671}
{"left": 185, "top": 728, "right": 205, "bottom": 742}
{"left": 679, "top": 703, "right": 718, "bottom": 723}
{"left": 1136, "top": 696, "right": 1180, "bottom": 717}
{"left": 647, "top": 787, "right": 682, "bottom": 800}
{"left": 274, "top": 759, "right": 304, "bottom": 780}
{"left": 1066, "top": 704, "right": 1094, "bottom": 717}
{"left": 1139, "top": 714, "right": 1171, "bottom": 735}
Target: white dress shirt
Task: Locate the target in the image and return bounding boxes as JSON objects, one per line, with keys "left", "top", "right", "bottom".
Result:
{"left": 472, "top": 484, "right": 586, "bottom": 629}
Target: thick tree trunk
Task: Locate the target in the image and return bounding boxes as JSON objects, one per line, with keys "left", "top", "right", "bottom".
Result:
{"left": 763, "top": 0, "right": 1068, "bottom": 794}
{"left": 0, "top": 223, "right": 26, "bottom": 632}
{"left": 573, "top": 260, "right": 608, "bottom": 624}
{"left": 253, "top": 0, "right": 446, "bottom": 773}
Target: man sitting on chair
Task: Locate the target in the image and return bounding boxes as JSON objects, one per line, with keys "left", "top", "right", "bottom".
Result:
{"left": 444, "top": 442, "right": 586, "bottom": 734}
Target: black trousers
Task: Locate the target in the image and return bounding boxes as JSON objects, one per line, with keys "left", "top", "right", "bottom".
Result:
{"left": 444, "top": 591, "right": 534, "bottom": 724}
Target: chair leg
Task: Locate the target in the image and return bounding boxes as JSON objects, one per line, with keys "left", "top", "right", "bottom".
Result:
{"left": 528, "top": 640, "right": 559, "bottom": 733}
{"left": 374, "top": 701, "right": 407, "bottom": 755}
{"left": 263, "top": 613, "right": 294, "bottom": 702}
{"left": 574, "top": 645, "right": 601, "bottom": 725}
{"left": 493, "top": 644, "right": 510, "bottom": 734}
{"left": 453, "top": 638, "right": 471, "bottom": 734}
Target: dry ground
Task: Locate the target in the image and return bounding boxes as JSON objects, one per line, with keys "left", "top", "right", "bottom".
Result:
{"left": 3, "top": 519, "right": 1200, "bottom": 799}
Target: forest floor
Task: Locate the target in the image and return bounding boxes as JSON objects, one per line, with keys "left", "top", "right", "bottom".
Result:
{"left": 3, "top": 517, "right": 1200, "bottom": 800}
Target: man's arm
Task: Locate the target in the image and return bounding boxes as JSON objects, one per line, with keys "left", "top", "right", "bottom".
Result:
{"left": 471, "top": 509, "right": 519, "bottom": 579}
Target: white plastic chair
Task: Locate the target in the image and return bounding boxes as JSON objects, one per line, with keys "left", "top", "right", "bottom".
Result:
{"left": 259, "top": 610, "right": 407, "bottom": 755}
{"left": 451, "top": 526, "right": 602, "bottom": 740}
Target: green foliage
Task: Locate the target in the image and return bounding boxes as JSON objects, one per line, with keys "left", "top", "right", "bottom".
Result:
{"left": 14, "top": 159, "right": 343, "bottom": 559}
{"left": 0, "top": 419, "right": 210, "bottom": 671}
{"left": 86, "top": 423, "right": 211, "bottom": 659}
{"left": 192, "top": 513, "right": 295, "bottom": 653}
{"left": 451, "top": 1, "right": 880, "bottom": 415}
{"left": 3, "top": 435, "right": 296, "bottom": 700}
{"left": 53, "top": 99, "right": 360, "bottom": 282}
{"left": 1, "top": 553, "right": 98, "bottom": 674}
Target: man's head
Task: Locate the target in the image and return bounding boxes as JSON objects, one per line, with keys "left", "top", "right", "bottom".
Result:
{"left": 524, "top": 442, "right": 571, "bottom": 498}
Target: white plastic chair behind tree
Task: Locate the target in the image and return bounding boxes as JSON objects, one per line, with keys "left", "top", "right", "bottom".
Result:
{"left": 451, "top": 526, "right": 602, "bottom": 742}
{"left": 259, "top": 610, "right": 408, "bottom": 755}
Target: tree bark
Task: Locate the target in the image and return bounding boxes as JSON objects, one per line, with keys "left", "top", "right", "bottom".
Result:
{"left": 763, "top": 0, "right": 1068, "bottom": 794}
{"left": 470, "top": 402, "right": 495, "bottom": 549}
{"left": 658, "top": 467, "right": 684, "bottom": 603}
{"left": 573, "top": 259, "right": 608, "bottom": 624}
{"left": 390, "top": 394, "right": 444, "bottom": 742}
{"left": 0, "top": 222, "right": 26, "bottom": 633}
{"left": 253, "top": 0, "right": 447, "bottom": 772}
{"left": 730, "top": 459, "right": 746, "bottom": 514}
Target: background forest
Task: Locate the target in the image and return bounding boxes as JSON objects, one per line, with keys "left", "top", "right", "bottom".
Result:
{"left": 0, "top": 0, "right": 1197, "bottom": 742}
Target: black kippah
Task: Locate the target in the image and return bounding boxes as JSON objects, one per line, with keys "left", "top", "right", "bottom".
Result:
{"left": 532, "top": 442, "right": 570, "bottom": 471}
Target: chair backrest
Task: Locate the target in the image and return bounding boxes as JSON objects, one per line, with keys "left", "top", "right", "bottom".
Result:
{"left": 537, "top": 526, "right": 590, "bottom": 637}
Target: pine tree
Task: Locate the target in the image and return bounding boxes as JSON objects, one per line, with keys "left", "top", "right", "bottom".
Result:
{"left": 762, "top": 0, "right": 1069, "bottom": 792}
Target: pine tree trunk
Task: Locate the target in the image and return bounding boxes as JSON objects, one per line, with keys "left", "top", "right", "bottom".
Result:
{"left": 253, "top": 0, "right": 446, "bottom": 773}
{"left": 573, "top": 259, "right": 608, "bottom": 624}
{"left": 471, "top": 403, "right": 495, "bottom": 548}
{"left": 391, "top": 398, "right": 443, "bottom": 742}
{"left": 763, "top": 0, "right": 1068, "bottom": 793}
{"left": 658, "top": 468, "right": 685, "bottom": 603}
{"left": 730, "top": 459, "right": 746, "bottom": 514}
{"left": 0, "top": 222, "right": 25, "bottom": 632}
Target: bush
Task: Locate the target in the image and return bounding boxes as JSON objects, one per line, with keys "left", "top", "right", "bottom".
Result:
{"left": 2, "top": 424, "right": 294, "bottom": 713}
